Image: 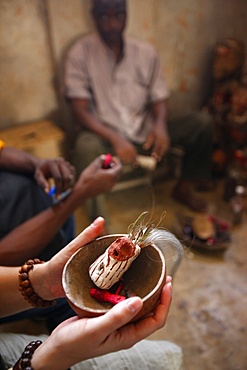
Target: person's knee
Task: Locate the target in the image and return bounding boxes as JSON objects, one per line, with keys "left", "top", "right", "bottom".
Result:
{"left": 74, "top": 132, "right": 103, "bottom": 154}
{"left": 71, "top": 132, "right": 105, "bottom": 172}
{"left": 1, "top": 171, "right": 35, "bottom": 191}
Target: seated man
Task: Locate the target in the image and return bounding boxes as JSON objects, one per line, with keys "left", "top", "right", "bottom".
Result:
{"left": 63, "top": 0, "right": 214, "bottom": 224}
{"left": 0, "top": 140, "right": 121, "bottom": 330}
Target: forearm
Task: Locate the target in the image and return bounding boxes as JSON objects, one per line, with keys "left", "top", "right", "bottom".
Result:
{"left": 70, "top": 99, "right": 123, "bottom": 146}
{"left": 0, "top": 266, "right": 32, "bottom": 317}
{"left": 0, "top": 146, "right": 40, "bottom": 173}
{"left": 0, "top": 189, "right": 82, "bottom": 265}
{"left": 151, "top": 100, "right": 168, "bottom": 130}
{"left": 0, "top": 263, "right": 55, "bottom": 317}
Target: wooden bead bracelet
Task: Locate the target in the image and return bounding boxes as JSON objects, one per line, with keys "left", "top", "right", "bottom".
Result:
{"left": 12, "top": 340, "right": 42, "bottom": 370}
{"left": 19, "top": 259, "right": 56, "bottom": 308}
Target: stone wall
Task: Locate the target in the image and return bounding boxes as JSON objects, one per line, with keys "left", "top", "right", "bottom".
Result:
{"left": 0, "top": 0, "right": 246, "bottom": 130}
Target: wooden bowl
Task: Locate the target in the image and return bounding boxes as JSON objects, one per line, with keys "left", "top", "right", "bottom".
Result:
{"left": 62, "top": 234, "right": 166, "bottom": 321}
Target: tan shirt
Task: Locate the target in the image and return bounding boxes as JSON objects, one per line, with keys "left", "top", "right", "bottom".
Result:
{"left": 64, "top": 33, "right": 169, "bottom": 143}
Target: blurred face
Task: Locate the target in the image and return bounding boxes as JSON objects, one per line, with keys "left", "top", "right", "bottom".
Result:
{"left": 92, "top": 0, "right": 126, "bottom": 46}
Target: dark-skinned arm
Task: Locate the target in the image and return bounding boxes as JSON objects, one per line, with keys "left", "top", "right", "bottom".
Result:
{"left": 0, "top": 145, "right": 40, "bottom": 173}
{"left": 69, "top": 98, "right": 137, "bottom": 164}
{"left": 143, "top": 99, "right": 170, "bottom": 162}
{"left": 0, "top": 146, "right": 75, "bottom": 194}
{"left": 0, "top": 156, "right": 122, "bottom": 265}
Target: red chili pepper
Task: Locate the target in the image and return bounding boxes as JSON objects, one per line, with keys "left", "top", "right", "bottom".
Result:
{"left": 115, "top": 281, "right": 124, "bottom": 295}
{"left": 90, "top": 288, "right": 126, "bottom": 305}
{"left": 102, "top": 154, "right": 113, "bottom": 169}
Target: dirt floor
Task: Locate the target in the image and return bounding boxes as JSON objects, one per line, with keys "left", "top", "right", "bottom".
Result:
{"left": 1, "top": 177, "right": 247, "bottom": 370}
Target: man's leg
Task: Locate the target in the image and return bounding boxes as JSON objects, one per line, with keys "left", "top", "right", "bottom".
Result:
{"left": 167, "top": 111, "right": 214, "bottom": 211}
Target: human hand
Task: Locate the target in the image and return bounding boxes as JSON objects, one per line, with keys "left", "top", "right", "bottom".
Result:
{"left": 112, "top": 137, "right": 137, "bottom": 164}
{"left": 143, "top": 127, "right": 170, "bottom": 162}
{"left": 31, "top": 276, "right": 172, "bottom": 370}
{"left": 73, "top": 155, "right": 122, "bottom": 199}
{"left": 34, "top": 158, "right": 75, "bottom": 195}
{"left": 30, "top": 217, "right": 105, "bottom": 301}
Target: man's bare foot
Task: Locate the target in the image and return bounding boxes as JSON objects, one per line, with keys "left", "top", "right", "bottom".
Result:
{"left": 172, "top": 187, "right": 208, "bottom": 212}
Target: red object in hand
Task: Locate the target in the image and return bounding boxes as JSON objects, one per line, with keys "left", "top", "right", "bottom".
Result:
{"left": 90, "top": 288, "right": 126, "bottom": 305}
{"left": 102, "top": 154, "right": 113, "bottom": 169}
{"left": 115, "top": 281, "right": 124, "bottom": 295}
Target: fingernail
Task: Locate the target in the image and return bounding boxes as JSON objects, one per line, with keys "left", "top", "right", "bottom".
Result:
{"left": 127, "top": 297, "right": 142, "bottom": 314}
{"left": 166, "top": 276, "right": 172, "bottom": 283}
{"left": 167, "top": 282, "right": 172, "bottom": 294}
{"left": 93, "top": 216, "right": 104, "bottom": 224}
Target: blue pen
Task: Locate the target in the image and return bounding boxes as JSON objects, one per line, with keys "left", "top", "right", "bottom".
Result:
{"left": 48, "top": 185, "right": 56, "bottom": 197}
{"left": 49, "top": 185, "right": 72, "bottom": 204}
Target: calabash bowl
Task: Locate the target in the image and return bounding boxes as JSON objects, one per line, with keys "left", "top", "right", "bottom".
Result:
{"left": 62, "top": 234, "right": 166, "bottom": 321}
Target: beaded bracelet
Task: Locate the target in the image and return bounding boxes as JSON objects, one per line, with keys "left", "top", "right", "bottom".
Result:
{"left": 12, "top": 340, "right": 42, "bottom": 370}
{"left": 19, "top": 259, "right": 56, "bottom": 308}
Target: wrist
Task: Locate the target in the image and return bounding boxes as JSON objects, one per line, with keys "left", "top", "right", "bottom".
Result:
{"left": 29, "top": 263, "right": 55, "bottom": 301}
{"left": 13, "top": 340, "right": 42, "bottom": 370}
{"left": 26, "top": 154, "right": 42, "bottom": 174}
{"left": 19, "top": 260, "right": 56, "bottom": 307}
{"left": 30, "top": 341, "right": 51, "bottom": 370}
{"left": 154, "top": 120, "right": 167, "bottom": 131}
{"left": 109, "top": 132, "right": 125, "bottom": 147}
{"left": 31, "top": 338, "right": 70, "bottom": 370}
